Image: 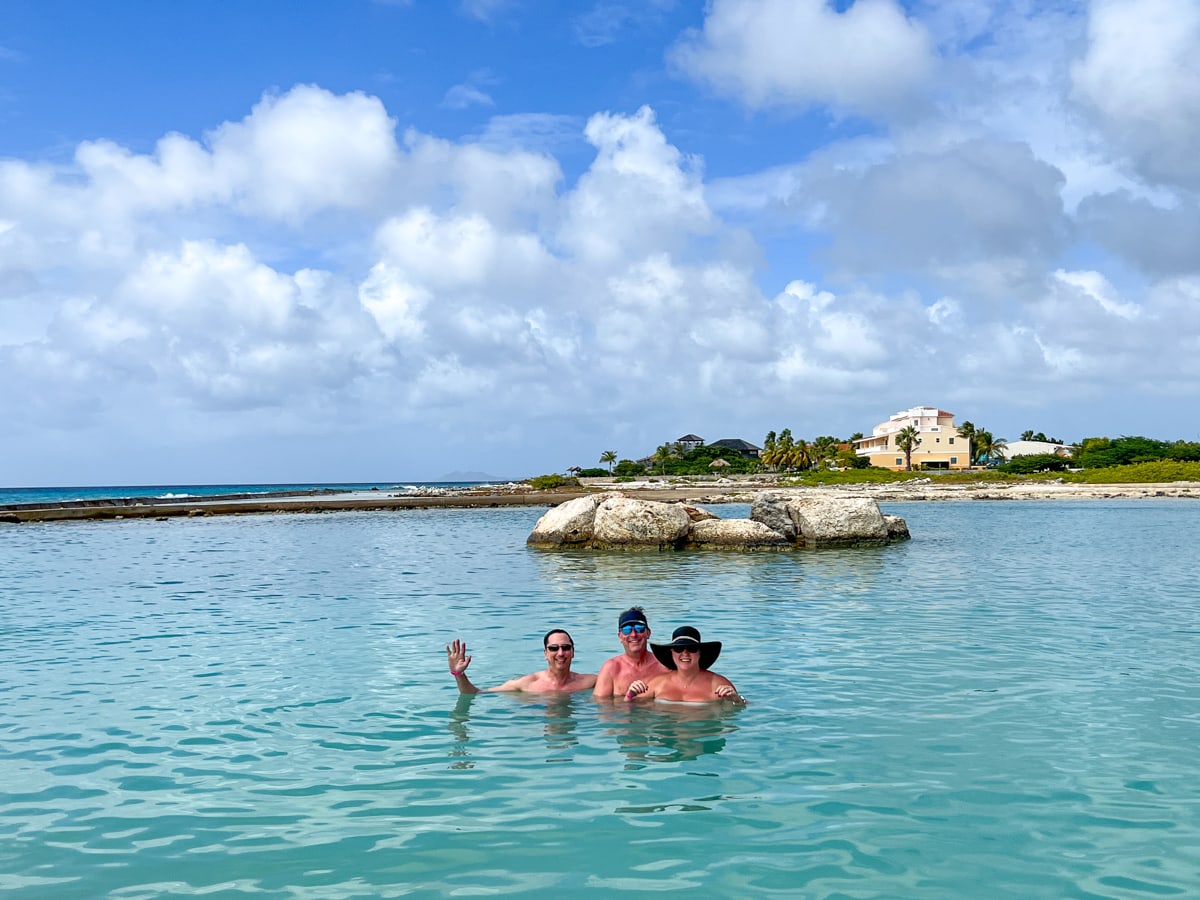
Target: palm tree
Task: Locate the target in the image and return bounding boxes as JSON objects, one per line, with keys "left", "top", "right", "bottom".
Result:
{"left": 653, "top": 444, "right": 673, "bottom": 475}
{"left": 789, "top": 438, "right": 812, "bottom": 472}
{"left": 957, "top": 421, "right": 976, "bottom": 467}
{"left": 761, "top": 431, "right": 777, "bottom": 470}
{"left": 599, "top": 450, "right": 617, "bottom": 473}
{"left": 973, "top": 431, "right": 1008, "bottom": 466}
{"left": 895, "top": 425, "right": 922, "bottom": 471}
{"left": 777, "top": 428, "right": 795, "bottom": 473}
{"left": 812, "top": 435, "right": 839, "bottom": 470}
{"left": 992, "top": 435, "right": 1009, "bottom": 463}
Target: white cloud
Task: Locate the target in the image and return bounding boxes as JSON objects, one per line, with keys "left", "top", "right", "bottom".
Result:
{"left": 442, "top": 83, "right": 495, "bottom": 109}
{"left": 808, "top": 139, "right": 1068, "bottom": 294}
{"left": 476, "top": 113, "right": 584, "bottom": 155}
{"left": 402, "top": 133, "right": 562, "bottom": 230}
{"left": 206, "top": 85, "right": 403, "bottom": 221}
{"left": 1052, "top": 269, "right": 1140, "bottom": 321}
{"left": 560, "top": 106, "right": 712, "bottom": 265}
{"left": 1071, "top": 0, "right": 1200, "bottom": 188}
{"left": 670, "top": 0, "right": 936, "bottom": 118}
{"left": 5, "top": 66, "right": 1200, "bottom": 481}
{"left": 573, "top": 1, "right": 676, "bottom": 47}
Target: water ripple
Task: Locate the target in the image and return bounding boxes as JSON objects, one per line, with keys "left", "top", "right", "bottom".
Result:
{"left": 3, "top": 503, "right": 1200, "bottom": 896}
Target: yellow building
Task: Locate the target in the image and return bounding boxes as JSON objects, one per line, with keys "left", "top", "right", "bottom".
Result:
{"left": 854, "top": 406, "right": 971, "bottom": 470}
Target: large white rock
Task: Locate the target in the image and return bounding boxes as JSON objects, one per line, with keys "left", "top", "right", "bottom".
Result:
{"left": 592, "top": 496, "right": 691, "bottom": 549}
{"left": 687, "top": 518, "right": 791, "bottom": 549}
{"left": 749, "top": 492, "right": 796, "bottom": 540}
{"left": 788, "top": 496, "right": 890, "bottom": 546}
{"left": 525, "top": 493, "right": 610, "bottom": 546}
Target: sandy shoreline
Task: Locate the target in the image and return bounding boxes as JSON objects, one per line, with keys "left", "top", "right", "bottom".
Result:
{"left": 2, "top": 478, "right": 1199, "bottom": 523}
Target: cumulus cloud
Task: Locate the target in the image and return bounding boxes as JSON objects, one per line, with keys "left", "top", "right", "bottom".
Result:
{"left": 560, "top": 106, "right": 712, "bottom": 265}
{"left": 4, "top": 70, "right": 1200, "bottom": 481}
{"left": 1071, "top": 0, "right": 1200, "bottom": 189}
{"left": 1077, "top": 191, "right": 1200, "bottom": 278}
{"left": 670, "top": 0, "right": 936, "bottom": 118}
{"left": 803, "top": 139, "right": 1068, "bottom": 295}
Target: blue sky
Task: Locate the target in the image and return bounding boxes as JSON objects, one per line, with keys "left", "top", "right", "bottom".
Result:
{"left": 2, "top": 0, "right": 1199, "bottom": 484}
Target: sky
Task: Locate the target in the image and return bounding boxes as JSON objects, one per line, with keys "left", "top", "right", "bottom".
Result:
{"left": 2, "top": 0, "right": 1199, "bottom": 485}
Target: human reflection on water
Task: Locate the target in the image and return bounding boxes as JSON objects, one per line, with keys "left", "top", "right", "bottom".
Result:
{"left": 596, "top": 698, "right": 742, "bottom": 765}
{"left": 448, "top": 693, "right": 475, "bottom": 769}
{"left": 448, "top": 694, "right": 741, "bottom": 769}
{"left": 448, "top": 692, "right": 581, "bottom": 768}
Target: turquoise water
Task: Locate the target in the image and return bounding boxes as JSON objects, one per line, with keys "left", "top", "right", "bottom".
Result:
{"left": 0, "top": 482, "right": 496, "bottom": 508}
{"left": 2, "top": 500, "right": 1199, "bottom": 897}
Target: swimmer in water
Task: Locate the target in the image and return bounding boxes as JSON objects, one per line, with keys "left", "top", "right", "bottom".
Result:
{"left": 623, "top": 626, "right": 744, "bottom": 704}
{"left": 446, "top": 630, "right": 597, "bottom": 694}
{"left": 593, "top": 607, "right": 670, "bottom": 698}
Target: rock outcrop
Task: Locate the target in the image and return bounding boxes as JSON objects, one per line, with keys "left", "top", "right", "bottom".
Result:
{"left": 751, "top": 493, "right": 895, "bottom": 547}
{"left": 527, "top": 492, "right": 908, "bottom": 551}
{"left": 685, "top": 518, "right": 791, "bottom": 550}
{"left": 592, "top": 496, "right": 691, "bottom": 549}
{"left": 524, "top": 494, "right": 604, "bottom": 546}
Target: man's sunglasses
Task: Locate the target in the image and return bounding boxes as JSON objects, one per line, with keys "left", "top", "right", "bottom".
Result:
{"left": 546, "top": 643, "right": 574, "bottom": 652}
{"left": 620, "top": 623, "right": 648, "bottom": 635}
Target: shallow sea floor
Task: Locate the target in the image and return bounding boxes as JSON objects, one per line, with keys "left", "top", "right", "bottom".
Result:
{"left": 2, "top": 500, "right": 1199, "bottom": 897}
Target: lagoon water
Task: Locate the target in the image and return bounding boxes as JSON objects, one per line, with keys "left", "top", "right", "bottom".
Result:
{"left": 2, "top": 499, "right": 1199, "bottom": 897}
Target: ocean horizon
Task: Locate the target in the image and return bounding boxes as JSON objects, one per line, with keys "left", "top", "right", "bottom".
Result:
{"left": 0, "top": 480, "right": 514, "bottom": 509}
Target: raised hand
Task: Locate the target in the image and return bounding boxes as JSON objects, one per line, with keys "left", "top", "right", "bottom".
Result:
{"left": 446, "top": 638, "right": 472, "bottom": 675}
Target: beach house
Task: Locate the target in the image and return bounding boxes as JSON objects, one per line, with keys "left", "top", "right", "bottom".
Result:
{"left": 853, "top": 406, "right": 969, "bottom": 470}
{"left": 707, "top": 438, "right": 762, "bottom": 459}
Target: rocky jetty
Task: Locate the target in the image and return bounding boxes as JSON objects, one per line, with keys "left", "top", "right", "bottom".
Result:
{"left": 526, "top": 491, "right": 909, "bottom": 551}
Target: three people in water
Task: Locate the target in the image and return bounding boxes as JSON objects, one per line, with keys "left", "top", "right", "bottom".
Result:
{"left": 446, "top": 608, "right": 743, "bottom": 703}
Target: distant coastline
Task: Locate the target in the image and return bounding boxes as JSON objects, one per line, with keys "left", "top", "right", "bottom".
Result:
{"left": 3, "top": 476, "right": 1198, "bottom": 524}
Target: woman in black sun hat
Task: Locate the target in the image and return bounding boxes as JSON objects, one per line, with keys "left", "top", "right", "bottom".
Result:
{"left": 623, "top": 626, "right": 744, "bottom": 704}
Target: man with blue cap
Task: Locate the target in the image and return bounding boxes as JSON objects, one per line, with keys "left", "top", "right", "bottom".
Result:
{"left": 593, "top": 607, "right": 669, "bottom": 698}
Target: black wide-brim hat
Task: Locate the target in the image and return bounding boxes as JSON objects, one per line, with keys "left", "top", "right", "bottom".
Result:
{"left": 651, "top": 625, "right": 722, "bottom": 671}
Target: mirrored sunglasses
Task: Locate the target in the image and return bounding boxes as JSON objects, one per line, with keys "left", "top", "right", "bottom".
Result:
{"left": 620, "top": 623, "right": 648, "bottom": 635}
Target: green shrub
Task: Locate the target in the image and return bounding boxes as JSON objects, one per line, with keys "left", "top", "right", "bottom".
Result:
{"left": 1074, "top": 436, "right": 1183, "bottom": 468}
{"left": 995, "top": 454, "right": 1070, "bottom": 474}
{"left": 613, "top": 459, "right": 645, "bottom": 476}
{"left": 1062, "top": 461, "right": 1200, "bottom": 483}
{"left": 528, "top": 474, "right": 578, "bottom": 490}
{"left": 576, "top": 468, "right": 608, "bottom": 477}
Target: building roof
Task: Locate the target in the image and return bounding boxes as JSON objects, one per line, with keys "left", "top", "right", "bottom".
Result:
{"left": 709, "top": 438, "right": 762, "bottom": 452}
{"left": 676, "top": 434, "right": 704, "bottom": 442}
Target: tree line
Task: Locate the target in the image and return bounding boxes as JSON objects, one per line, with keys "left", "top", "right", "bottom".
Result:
{"left": 578, "top": 430, "right": 1200, "bottom": 479}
